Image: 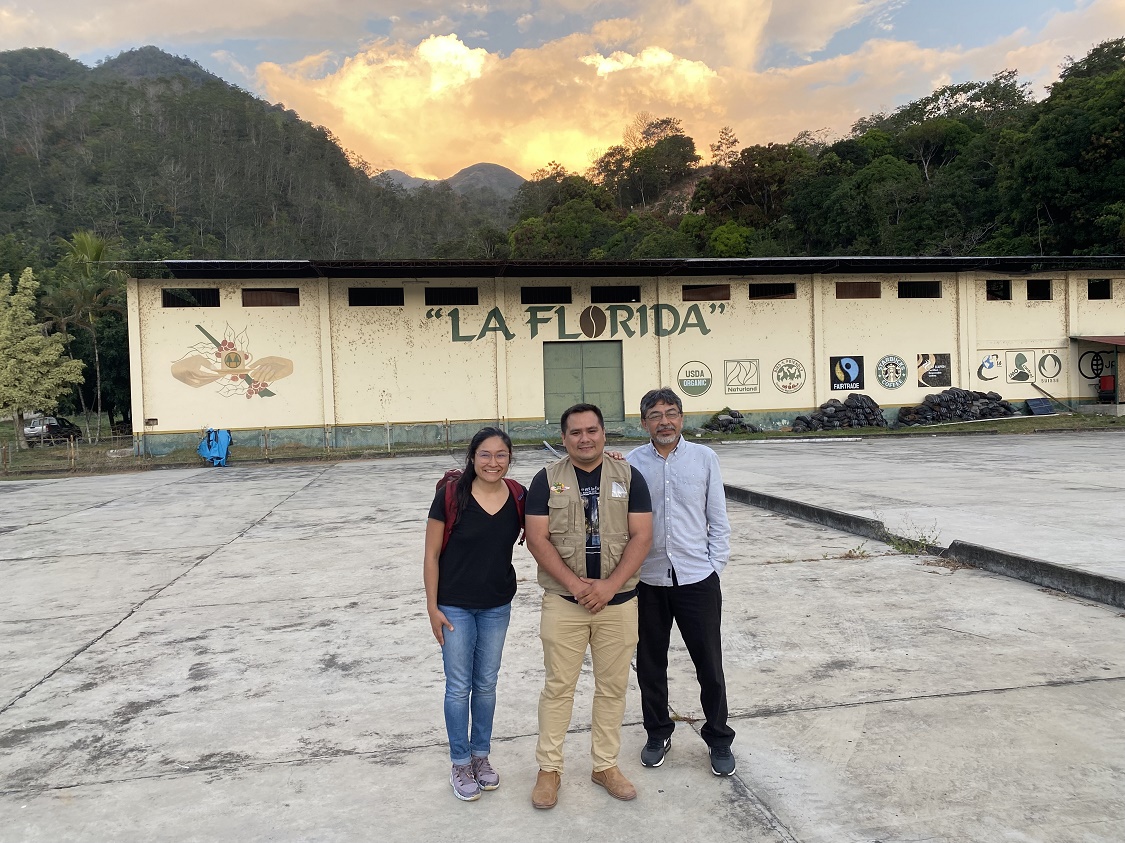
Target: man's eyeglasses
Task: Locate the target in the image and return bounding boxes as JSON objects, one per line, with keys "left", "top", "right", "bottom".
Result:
{"left": 475, "top": 452, "right": 511, "bottom": 462}
{"left": 644, "top": 410, "right": 682, "bottom": 422}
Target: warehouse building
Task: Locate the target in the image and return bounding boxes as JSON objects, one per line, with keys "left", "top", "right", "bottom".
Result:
{"left": 126, "top": 257, "right": 1125, "bottom": 454}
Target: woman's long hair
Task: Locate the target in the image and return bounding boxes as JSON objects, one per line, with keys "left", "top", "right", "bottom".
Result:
{"left": 453, "top": 427, "right": 514, "bottom": 529}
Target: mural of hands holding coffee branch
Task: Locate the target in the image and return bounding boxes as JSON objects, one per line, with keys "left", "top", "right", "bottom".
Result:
{"left": 171, "top": 325, "right": 294, "bottom": 399}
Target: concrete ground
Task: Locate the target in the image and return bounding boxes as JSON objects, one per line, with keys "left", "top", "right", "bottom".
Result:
{"left": 2, "top": 439, "right": 1124, "bottom": 842}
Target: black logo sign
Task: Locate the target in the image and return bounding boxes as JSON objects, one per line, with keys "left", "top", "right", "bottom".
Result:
{"left": 830, "top": 356, "right": 863, "bottom": 391}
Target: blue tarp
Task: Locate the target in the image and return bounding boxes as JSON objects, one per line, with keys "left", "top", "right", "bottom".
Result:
{"left": 197, "top": 428, "right": 232, "bottom": 466}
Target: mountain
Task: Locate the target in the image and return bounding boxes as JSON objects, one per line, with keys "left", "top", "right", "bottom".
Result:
{"left": 0, "top": 46, "right": 517, "bottom": 264}
{"left": 378, "top": 163, "right": 525, "bottom": 200}
{"left": 92, "top": 45, "right": 222, "bottom": 85}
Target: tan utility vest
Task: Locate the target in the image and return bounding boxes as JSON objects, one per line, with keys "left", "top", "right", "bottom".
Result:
{"left": 537, "top": 456, "right": 638, "bottom": 596}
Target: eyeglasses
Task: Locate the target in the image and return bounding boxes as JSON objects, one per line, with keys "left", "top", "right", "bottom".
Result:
{"left": 644, "top": 410, "right": 682, "bottom": 422}
{"left": 475, "top": 451, "right": 511, "bottom": 462}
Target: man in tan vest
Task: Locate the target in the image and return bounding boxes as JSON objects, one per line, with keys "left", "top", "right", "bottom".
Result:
{"left": 524, "top": 403, "right": 653, "bottom": 809}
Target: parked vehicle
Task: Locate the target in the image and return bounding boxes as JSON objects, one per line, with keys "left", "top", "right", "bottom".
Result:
{"left": 23, "top": 416, "right": 83, "bottom": 446}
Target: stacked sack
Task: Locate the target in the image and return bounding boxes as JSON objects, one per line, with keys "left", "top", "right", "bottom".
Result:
{"left": 791, "top": 394, "right": 888, "bottom": 433}
{"left": 895, "top": 388, "right": 1017, "bottom": 426}
{"left": 701, "top": 408, "right": 761, "bottom": 434}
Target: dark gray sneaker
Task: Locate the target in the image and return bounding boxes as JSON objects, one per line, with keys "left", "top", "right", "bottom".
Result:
{"left": 450, "top": 763, "right": 481, "bottom": 801}
{"left": 709, "top": 745, "right": 736, "bottom": 776}
{"left": 640, "top": 736, "right": 671, "bottom": 767}
{"left": 471, "top": 755, "right": 500, "bottom": 791}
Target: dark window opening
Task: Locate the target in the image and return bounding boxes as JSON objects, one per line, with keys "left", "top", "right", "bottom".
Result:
{"left": 591, "top": 285, "right": 641, "bottom": 304}
{"left": 1026, "top": 279, "right": 1052, "bottom": 301}
{"left": 682, "top": 284, "right": 730, "bottom": 301}
{"left": 162, "top": 288, "right": 219, "bottom": 308}
{"left": 898, "top": 280, "right": 941, "bottom": 299}
{"left": 425, "top": 287, "right": 479, "bottom": 306}
{"left": 1088, "top": 278, "right": 1113, "bottom": 300}
{"left": 836, "top": 281, "right": 881, "bottom": 299}
{"left": 521, "top": 286, "right": 572, "bottom": 305}
{"left": 349, "top": 287, "right": 404, "bottom": 306}
{"left": 242, "top": 288, "right": 300, "bottom": 306}
{"left": 986, "top": 279, "right": 1012, "bottom": 301}
{"left": 748, "top": 282, "right": 796, "bottom": 300}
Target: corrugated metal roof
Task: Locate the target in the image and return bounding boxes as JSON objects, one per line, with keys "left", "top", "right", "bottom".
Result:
{"left": 119, "top": 255, "right": 1125, "bottom": 281}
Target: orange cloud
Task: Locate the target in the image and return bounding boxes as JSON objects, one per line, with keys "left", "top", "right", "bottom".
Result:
{"left": 253, "top": 0, "right": 1125, "bottom": 179}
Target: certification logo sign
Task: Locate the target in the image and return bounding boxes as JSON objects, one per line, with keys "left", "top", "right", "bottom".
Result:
{"left": 830, "top": 356, "right": 863, "bottom": 391}
{"left": 677, "top": 361, "right": 712, "bottom": 397}
{"left": 724, "top": 359, "right": 760, "bottom": 394}
{"left": 917, "top": 353, "right": 952, "bottom": 388}
{"left": 875, "top": 355, "right": 908, "bottom": 389}
{"left": 772, "top": 358, "right": 806, "bottom": 393}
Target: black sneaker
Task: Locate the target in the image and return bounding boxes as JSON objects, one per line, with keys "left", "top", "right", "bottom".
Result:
{"left": 640, "top": 736, "right": 671, "bottom": 767}
{"left": 709, "top": 745, "right": 736, "bottom": 776}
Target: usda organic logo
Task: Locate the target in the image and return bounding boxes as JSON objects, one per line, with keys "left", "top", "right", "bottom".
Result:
{"left": 677, "top": 361, "right": 712, "bottom": 396}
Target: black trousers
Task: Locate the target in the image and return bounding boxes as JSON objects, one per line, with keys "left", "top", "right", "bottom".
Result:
{"left": 637, "top": 572, "right": 735, "bottom": 748}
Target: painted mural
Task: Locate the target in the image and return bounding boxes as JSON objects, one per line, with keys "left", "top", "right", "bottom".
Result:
{"left": 171, "top": 324, "right": 294, "bottom": 399}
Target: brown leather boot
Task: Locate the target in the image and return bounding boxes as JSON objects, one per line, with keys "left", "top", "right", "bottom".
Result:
{"left": 531, "top": 769, "right": 561, "bottom": 809}
{"left": 591, "top": 766, "right": 637, "bottom": 801}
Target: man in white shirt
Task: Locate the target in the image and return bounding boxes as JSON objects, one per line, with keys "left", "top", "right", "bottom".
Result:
{"left": 626, "top": 387, "right": 736, "bottom": 776}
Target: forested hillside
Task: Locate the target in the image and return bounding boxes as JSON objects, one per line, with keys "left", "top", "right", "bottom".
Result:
{"left": 1, "top": 40, "right": 1123, "bottom": 441}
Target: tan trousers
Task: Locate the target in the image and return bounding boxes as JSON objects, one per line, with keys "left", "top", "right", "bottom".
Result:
{"left": 535, "top": 592, "right": 639, "bottom": 774}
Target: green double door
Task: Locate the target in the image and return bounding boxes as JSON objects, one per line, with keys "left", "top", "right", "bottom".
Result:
{"left": 543, "top": 341, "right": 625, "bottom": 424}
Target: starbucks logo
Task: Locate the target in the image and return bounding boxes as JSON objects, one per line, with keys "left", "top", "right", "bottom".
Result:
{"left": 876, "top": 354, "right": 908, "bottom": 389}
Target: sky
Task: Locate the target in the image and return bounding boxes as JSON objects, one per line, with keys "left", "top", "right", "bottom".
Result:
{"left": 3, "top": 1, "right": 1125, "bottom": 179}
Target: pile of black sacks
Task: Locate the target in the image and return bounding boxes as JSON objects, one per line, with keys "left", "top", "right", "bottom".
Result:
{"left": 896, "top": 388, "right": 1017, "bottom": 426}
{"left": 701, "top": 409, "right": 761, "bottom": 434}
{"left": 791, "top": 394, "right": 888, "bottom": 433}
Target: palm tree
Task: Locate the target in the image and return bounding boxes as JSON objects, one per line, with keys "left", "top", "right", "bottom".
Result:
{"left": 44, "top": 231, "right": 126, "bottom": 443}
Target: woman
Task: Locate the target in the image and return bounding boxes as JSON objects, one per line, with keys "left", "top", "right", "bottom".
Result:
{"left": 424, "top": 427, "right": 525, "bottom": 802}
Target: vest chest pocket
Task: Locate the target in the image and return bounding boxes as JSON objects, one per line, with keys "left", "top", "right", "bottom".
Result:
{"left": 547, "top": 495, "right": 573, "bottom": 534}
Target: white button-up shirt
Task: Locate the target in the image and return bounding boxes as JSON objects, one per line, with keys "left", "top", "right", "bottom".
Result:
{"left": 626, "top": 437, "right": 731, "bottom": 586}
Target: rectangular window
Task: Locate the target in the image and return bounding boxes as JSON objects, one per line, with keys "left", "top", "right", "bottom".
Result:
{"left": 898, "top": 280, "right": 941, "bottom": 299}
{"left": 748, "top": 282, "right": 796, "bottom": 300}
{"left": 591, "top": 285, "right": 641, "bottom": 304}
{"left": 425, "top": 287, "right": 479, "bottom": 306}
{"left": 1026, "top": 279, "right": 1052, "bottom": 301}
{"left": 242, "top": 288, "right": 300, "bottom": 306}
{"left": 521, "top": 286, "right": 572, "bottom": 305}
{"left": 162, "top": 288, "right": 219, "bottom": 308}
{"left": 349, "top": 287, "right": 404, "bottom": 306}
{"left": 835, "top": 281, "right": 881, "bottom": 299}
{"left": 682, "top": 284, "right": 730, "bottom": 301}
{"left": 986, "top": 279, "right": 1012, "bottom": 301}
{"left": 1088, "top": 278, "right": 1113, "bottom": 300}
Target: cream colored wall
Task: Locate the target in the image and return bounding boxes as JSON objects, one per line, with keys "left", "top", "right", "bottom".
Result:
{"left": 134, "top": 279, "right": 325, "bottom": 432}
{"left": 817, "top": 275, "right": 959, "bottom": 406}
{"left": 329, "top": 278, "right": 501, "bottom": 424}
{"left": 971, "top": 274, "right": 1070, "bottom": 400}
{"left": 129, "top": 269, "right": 1125, "bottom": 433}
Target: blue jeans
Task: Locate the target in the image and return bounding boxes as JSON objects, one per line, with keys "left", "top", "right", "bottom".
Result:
{"left": 439, "top": 602, "right": 512, "bottom": 765}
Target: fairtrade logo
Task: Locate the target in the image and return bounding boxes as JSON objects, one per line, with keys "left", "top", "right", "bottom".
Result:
{"left": 876, "top": 355, "right": 907, "bottom": 389}
{"left": 772, "top": 358, "right": 806, "bottom": 393}
{"left": 677, "top": 361, "right": 712, "bottom": 396}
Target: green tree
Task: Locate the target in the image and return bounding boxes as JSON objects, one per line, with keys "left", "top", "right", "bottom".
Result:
{"left": 44, "top": 231, "right": 126, "bottom": 441}
{"left": 0, "top": 268, "right": 85, "bottom": 449}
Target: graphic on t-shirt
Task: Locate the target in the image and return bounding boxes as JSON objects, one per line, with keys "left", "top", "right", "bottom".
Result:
{"left": 580, "top": 482, "right": 601, "bottom": 553}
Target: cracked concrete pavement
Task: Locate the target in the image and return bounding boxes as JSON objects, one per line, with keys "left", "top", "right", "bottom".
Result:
{"left": 1, "top": 439, "right": 1124, "bottom": 842}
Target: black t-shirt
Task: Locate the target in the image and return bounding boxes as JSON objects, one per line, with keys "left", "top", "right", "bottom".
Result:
{"left": 526, "top": 463, "right": 652, "bottom": 579}
{"left": 429, "top": 486, "right": 521, "bottom": 609}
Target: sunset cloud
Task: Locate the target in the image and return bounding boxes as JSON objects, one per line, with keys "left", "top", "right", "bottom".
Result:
{"left": 5, "top": 0, "right": 1125, "bottom": 181}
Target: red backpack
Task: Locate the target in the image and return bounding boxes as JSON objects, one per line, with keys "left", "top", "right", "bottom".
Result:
{"left": 436, "top": 469, "right": 526, "bottom": 553}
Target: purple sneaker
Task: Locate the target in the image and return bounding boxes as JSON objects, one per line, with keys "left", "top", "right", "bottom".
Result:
{"left": 471, "top": 755, "right": 500, "bottom": 791}
{"left": 450, "top": 763, "right": 481, "bottom": 801}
